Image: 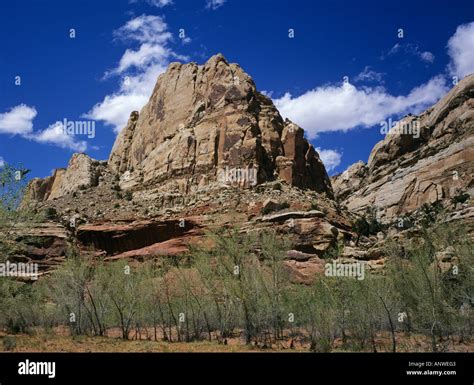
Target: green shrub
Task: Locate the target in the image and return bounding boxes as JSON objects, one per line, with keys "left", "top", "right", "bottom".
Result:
{"left": 43, "top": 207, "right": 57, "bottom": 220}
{"left": 420, "top": 201, "right": 443, "bottom": 226}
{"left": 2, "top": 336, "right": 16, "bottom": 351}
{"left": 451, "top": 192, "right": 470, "bottom": 206}
{"left": 352, "top": 213, "right": 384, "bottom": 244}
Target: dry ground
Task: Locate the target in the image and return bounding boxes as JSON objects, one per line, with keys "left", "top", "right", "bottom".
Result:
{"left": 1, "top": 329, "right": 472, "bottom": 353}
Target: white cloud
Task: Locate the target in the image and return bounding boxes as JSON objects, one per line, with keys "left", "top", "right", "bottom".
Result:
{"left": 0, "top": 104, "right": 87, "bottom": 151}
{"left": 114, "top": 14, "right": 172, "bottom": 45}
{"left": 30, "top": 122, "right": 87, "bottom": 152}
{"left": 206, "top": 0, "right": 226, "bottom": 10}
{"left": 147, "top": 0, "right": 173, "bottom": 7}
{"left": 447, "top": 21, "right": 474, "bottom": 79}
{"left": 383, "top": 43, "right": 435, "bottom": 64}
{"left": 86, "top": 84, "right": 152, "bottom": 133}
{"left": 274, "top": 75, "right": 448, "bottom": 138}
{"left": 354, "top": 66, "right": 384, "bottom": 83}
{"left": 316, "top": 148, "right": 342, "bottom": 172}
{"left": 0, "top": 157, "right": 4, "bottom": 167}
{"left": 110, "top": 43, "right": 171, "bottom": 74}
{"left": 260, "top": 90, "right": 273, "bottom": 98}
{"left": 0, "top": 104, "right": 37, "bottom": 135}
{"left": 419, "top": 51, "right": 435, "bottom": 64}
{"left": 86, "top": 15, "right": 185, "bottom": 133}
{"left": 129, "top": 0, "right": 172, "bottom": 7}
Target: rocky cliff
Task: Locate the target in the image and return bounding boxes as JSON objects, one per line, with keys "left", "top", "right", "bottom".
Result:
{"left": 24, "top": 154, "right": 101, "bottom": 202}
{"left": 332, "top": 74, "right": 474, "bottom": 222}
{"left": 20, "top": 55, "right": 350, "bottom": 283}
{"left": 109, "top": 54, "right": 332, "bottom": 195}
{"left": 19, "top": 58, "right": 473, "bottom": 284}
{"left": 27, "top": 55, "right": 332, "bottom": 202}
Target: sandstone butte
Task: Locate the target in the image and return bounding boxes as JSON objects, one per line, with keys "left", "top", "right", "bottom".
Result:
{"left": 18, "top": 54, "right": 473, "bottom": 284}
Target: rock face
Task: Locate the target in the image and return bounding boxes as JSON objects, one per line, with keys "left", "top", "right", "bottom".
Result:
{"left": 76, "top": 219, "right": 197, "bottom": 255}
{"left": 332, "top": 74, "right": 474, "bottom": 221}
{"left": 10, "top": 222, "right": 70, "bottom": 273}
{"left": 24, "top": 154, "right": 100, "bottom": 202}
{"left": 25, "top": 55, "right": 332, "bottom": 204}
{"left": 19, "top": 57, "right": 473, "bottom": 285}
{"left": 109, "top": 54, "right": 332, "bottom": 195}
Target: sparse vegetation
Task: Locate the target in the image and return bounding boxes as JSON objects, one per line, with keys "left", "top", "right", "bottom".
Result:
{"left": 0, "top": 164, "right": 32, "bottom": 263}
{"left": 0, "top": 223, "right": 471, "bottom": 352}
{"left": 124, "top": 191, "right": 133, "bottom": 201}
{"left": 351, "top": 212, "right": 384, "bottom": 245}
{"left": 43, "top": 207, "right": 58, "bottom": 220}
{"left": 419, "top": 201, "right": 444, "bottom": 226}
{"left": 2, "top": 336, "right": 16, "bottom": 351}
{"left": 451, "top": 192, "right": 470, "bottom": 206}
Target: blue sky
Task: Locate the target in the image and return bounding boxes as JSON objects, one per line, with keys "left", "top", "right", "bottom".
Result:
{"left": 0, "top": 0, "right": 473, "bottom": 180}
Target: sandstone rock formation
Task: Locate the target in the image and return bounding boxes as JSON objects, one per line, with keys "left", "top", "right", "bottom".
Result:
{"left": 18, "top": 57, "right": 473, "bottom": 285}
{"left": 332, "top": 74, "right": 474, "bottom": 222}
{"left": 24, "top": 154, "right": 100, "bottom": 202}
{"left": 19, "top": 54, "right": 344, "bottom": 284}
{"left": 109, "top": 54, "right": 332, "bottom": 195}
{"left": 9, "top": 222, "right": 69, "bottom": 274}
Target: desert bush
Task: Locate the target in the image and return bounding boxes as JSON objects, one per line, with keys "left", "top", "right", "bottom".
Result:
{"left": 272, "top": 182, "right": 282, "bottom": 191}
{"left": 187, "top": 229, "right": 293, "bottom": 345}
{"left": 45, "top": 254, "right": 110, "bottom": 336}
{"left": 0, "top": 164, "right": 32, "bottom": 262}
{"left": 292, "top": 279, "right": 337, "bottom": 352}
{"left": 386, "top": 223, "right": 473, "bottom": 351}
{"left": 451, "top": 192, "right": 470, "bottom": 206}
{"left": 101, "top": 260, "right": 143, "bottom": 340}
{"left": 351, "top": 213, "right": 383, "bottom": 244}
{"left": 42, "top": 207, "right": 58, "bottom": 220}
{"left": 2, "top": 336, "right": 16, "bottom": 351}
{"left": 419, "top": 201, "right": 443, "bottom": 226}
{"left": 124, "top": 191, "right": 133, "bottom": 201}
{"left": 0, "top": 275, "right": 55, "bottom": 335}
{"left": 0, "top": 216, "right": 470, "bottom": 353}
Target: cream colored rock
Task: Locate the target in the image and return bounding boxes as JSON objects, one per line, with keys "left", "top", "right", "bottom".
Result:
{"left": 48, "top": 154, "right": 99, "bottom": 200}
{"left": 108, "top": 54, "right": 333, "bottom": 196}
{"left": 24, "top": 154, "right": 100, "bottom": 202}
{"left": 332, "top": 74, "right": 474, "bottom": 221}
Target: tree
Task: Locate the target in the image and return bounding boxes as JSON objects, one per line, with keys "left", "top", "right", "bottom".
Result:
{"left": 0, "top": 163, "right": 31, "bottom": 262}
{"left": 103, "top": 260, "right": 142, "bottom": 340}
